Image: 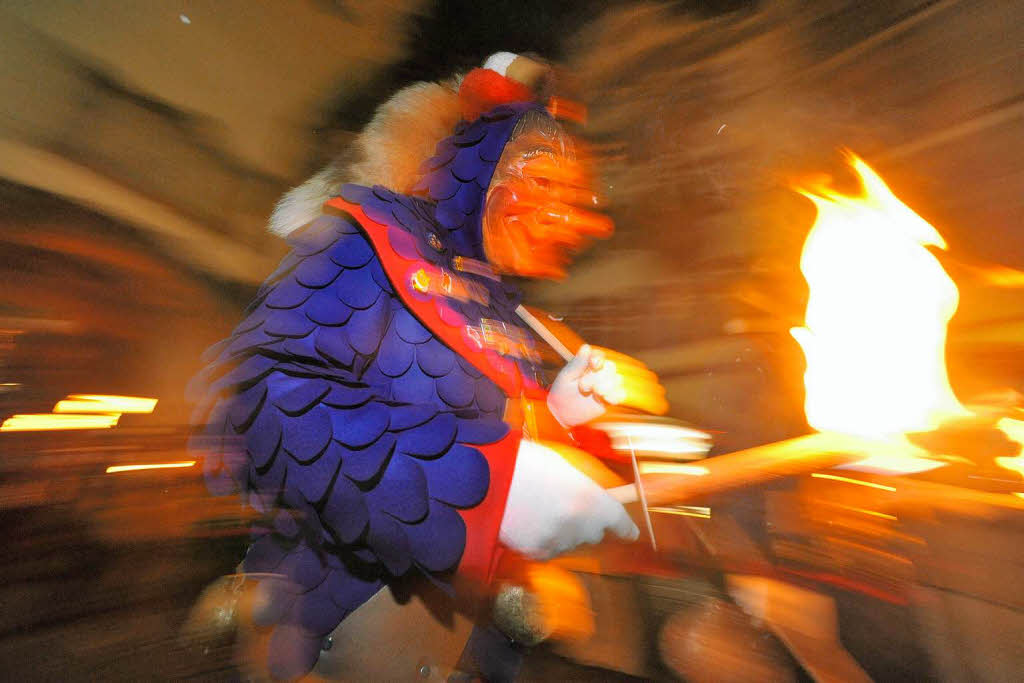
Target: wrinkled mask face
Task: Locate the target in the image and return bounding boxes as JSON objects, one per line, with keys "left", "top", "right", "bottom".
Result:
{"left": 482, "top": 111, "right": 613, "bottom": 279}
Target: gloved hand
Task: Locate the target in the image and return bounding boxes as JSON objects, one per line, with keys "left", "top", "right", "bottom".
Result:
{"left": 498, "top": 439, "right": 639, "bottom": 560}
{"left": 547, "top": 344, "right": 625, "bottom": 428}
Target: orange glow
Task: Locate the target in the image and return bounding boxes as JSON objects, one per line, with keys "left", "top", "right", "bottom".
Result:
{"left": 524, "top": 562, "right": 595, "bottom": 642}
{"left": 994, "top": 417, "right": 1024, "bottom": 477}
{"left": 791, "top": 153, "right": 967, "bottom": 439}
{"left": 1, "top": 413, "right": 120, "bottom": 431}
{"left": 105, "top": 461, "right": 196, "bottom": 474}
{"left": 966, "top": 263, "right": 1024, "bottom": 288}
{"left": 54, "top": 394, "right": 157, "bottom": 414}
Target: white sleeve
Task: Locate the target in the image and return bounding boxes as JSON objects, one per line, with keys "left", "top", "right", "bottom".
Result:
{"left": 498, "top": 439, "right": 638, "bottom": 560}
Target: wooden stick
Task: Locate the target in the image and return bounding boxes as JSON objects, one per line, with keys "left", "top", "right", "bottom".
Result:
{"left": 608, "top": 432, "right": 871, "bottom": 507}
{"left": 516, "top": 305, "right": 574, "bottom": 361}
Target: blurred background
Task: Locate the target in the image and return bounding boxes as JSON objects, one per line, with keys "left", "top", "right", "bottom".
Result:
{"left": 1, "top": 0, "right": 1022, "bottom": 680}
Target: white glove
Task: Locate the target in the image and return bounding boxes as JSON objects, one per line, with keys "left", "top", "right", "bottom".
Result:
{"left": 499, "top": 439, "right": 639, "bottom": 560}
{"left": 547, "top": 344, "right": 626, "bottom": 428}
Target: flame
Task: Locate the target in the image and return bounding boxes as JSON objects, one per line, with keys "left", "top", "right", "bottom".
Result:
{"left": 791, "top": 153, "right": 968, "bottom": 440}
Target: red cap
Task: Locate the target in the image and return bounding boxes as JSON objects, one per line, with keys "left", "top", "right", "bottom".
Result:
{"left": 459, "top": 68, "right": 536, "bottom": 121}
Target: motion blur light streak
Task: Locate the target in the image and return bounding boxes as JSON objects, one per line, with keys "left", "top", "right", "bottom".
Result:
{"left": 53, "top": 394, "right": 158, "bottom": 414}
{"left": 811, "top": 473, "right": 896, "bottom": 492}
{"left": 791, "top": 153, "right": 967, "bottom": 439}
{"left": 649, "top": 505, "right": 711, "bottom": 518}
{"left": 638, "top": 462, "right": 710, "bottom": 476}
{"left": 600, "top": 420, "right": 712, "bottom": 457}
{"left": 1, "top": 394, "right": 156, "bottom": 431}
{"left": 105, "top": 461, "right": 196, "bottom": 474}
{"left": 1, "top": 413, "right": 120, "bottom": 431}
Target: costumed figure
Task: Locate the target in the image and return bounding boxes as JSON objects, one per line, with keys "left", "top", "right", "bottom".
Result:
{"left": 187, "top": 52, "right": 665, "bottom": 681}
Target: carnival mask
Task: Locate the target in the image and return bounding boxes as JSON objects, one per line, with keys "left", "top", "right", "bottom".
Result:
{"left": 482, "top": 111, "right": 613, "bottom": 279}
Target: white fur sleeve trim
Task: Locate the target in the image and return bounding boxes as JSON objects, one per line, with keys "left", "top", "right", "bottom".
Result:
{"left": 483, "top": 52, "right": 519, "bottom": 77}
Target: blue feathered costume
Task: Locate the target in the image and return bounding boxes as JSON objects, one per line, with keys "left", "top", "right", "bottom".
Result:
{"left": 190, "top": 100, "right": 557, "bottom": 679}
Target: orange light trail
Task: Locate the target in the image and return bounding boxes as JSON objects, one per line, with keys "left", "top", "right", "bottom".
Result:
{"left": 105, "top": 461, "right": 196, "bottom": 474}
{"left": 650, "top": 505, "right": 711, "bottom": 519}
{"left": 811, "top": 472, "right": 896, "bottom": 492}
{"left": 1, "top": 413, "right": 120, "bottom": 431}
{"left": 638, "top": 462, "right": 710, "bottom": 476}
{"left": 54, "top": 394, "right": 157, "bottom": 414}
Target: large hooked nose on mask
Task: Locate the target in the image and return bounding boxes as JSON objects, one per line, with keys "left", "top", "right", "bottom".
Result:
{"left": 483, "top": 112, "right": 613, "bottom": 279}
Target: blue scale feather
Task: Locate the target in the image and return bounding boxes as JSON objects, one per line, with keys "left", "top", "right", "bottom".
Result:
{"left": 420, "top": 444, "right": 489, "bottom": 508}
{"left": 366, "top": 511, "right": 412, "bottom": 576}
{"left": 456, "top": 415, "right": 509, "bottom": 444}
{"left": 228, "top": 382, "right": 268, "bottom": 431}
{"left": 416, "top": 337, "right": 456, "bottom": 377}
{"left": 452, "top": 146, "right": 485, "bottom": 183}
{"left": 396, "top": 413, "right": 457, "bottom": 459}
{"left": 263, "top": 308, "right": 317, "bottom": 339}
{"left": 245, "top": 406, "right": 283, "bottom": 469}
{"left": 280, "top": 404, "right": 332, "bottom": 463}
{"left": 474, "top": 377, "right": 505, "bottom": 414}
{"left": 305, "top": 288, "right": 354, "bottom": 326}
{"left": 436, "top": 370, "right": 477, "bottom": 408}
{"left": 265, "top": 276, "right": 316, "bottom": 309}
{"left": 340, "top": 433, "right": 395, "bottom": 484}
{"left": 291, "top": 582, "right": 345, "bottom": 636}
{"left": 293, "top": 442, "right": 343, "bottom": 504}
{"left": 407, "top": 500, "right": 465, "bottom": 572}
{"left": 346, "top": 296, "right": 390, "bottom": 355}
{"left": 339, "top": 183, "right": 374, "bottom": 205}
{"left": 388, "top": 361, "right": 435, "bottom": 404}
{"left": 294, "top": 253, "right": 344, "bottom": 289}
{"left": 321, "top": 475, "right": 369, "bottom": 544}
{"left": 387, "top": 403, "right": 436, "bottom": 432}
{"left": 330, "top": 402, "right": 389, "bottom": 448}
{"left": 314, "top": 327, "right": 356, "bottom": 367}
{"left": 393, "top": 307, "right": 433, "bottom": 344}
{"left": 328, "top": 231, "right": 375, "bottom": 268}
{"left": 376, "top": 325, "right": 415, "bottom": 377}
{"left": 272, "top": 377, "right": 329, "bottom": 416}
{"left": 366, "top": 453, "right": 428, "bottom": 523}
{"left": 335, "top": 267, "right": 382, "bottom": 309}
{"left": 321, "top": 383, "right": 372, "bottom": 408}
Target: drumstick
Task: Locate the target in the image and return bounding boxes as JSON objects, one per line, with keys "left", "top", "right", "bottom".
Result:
{"left": 516, "top": 305, "right": 574, "bottom": 361}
